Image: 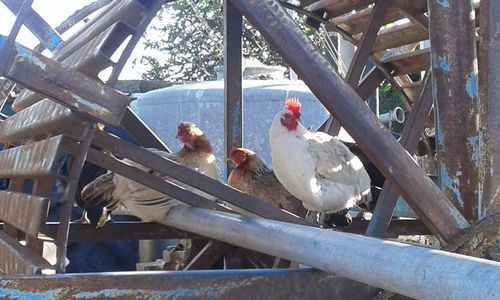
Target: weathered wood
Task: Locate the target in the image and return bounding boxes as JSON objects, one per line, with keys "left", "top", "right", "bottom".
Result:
{"left": 381, "top": 48, "right": 430, "bottom": 75}
{"left": 372, "top": 22, "right": 428, "bottom": 52}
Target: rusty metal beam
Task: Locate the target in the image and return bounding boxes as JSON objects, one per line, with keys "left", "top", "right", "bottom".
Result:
{"left": 85, "top": 148, "right": 228, "bottom": 212}
{"left": 232, "top": 0, "right": 469, "bottom": 242}
{"left": 345, "top": 0, "right": 388, "bottom": 88}
{"left": 0, "top": 269, "right": 382, "bottom": 299}
{"left": 366, "top": 70, "right": 433, "bottom": 237}
{"left": 0, "top": 191, "right": 49, "bottom": 238}
{"left": 0, "top": 99, "right": 87, "bottom": 144}
{"left": 0, "top": 231, "right": 52, "bottom": 275}
{"left": 41, "top": 222, "right": 200, "bottom": 242}
{"left": 428, "top": 0, "right": 481, "bottom": 224}
{"left": 0, "top": 0, "right": 63, "bottom": 52}
{"left": 224, "top": 0, "right": 243, "bottom": 178}
{"left": 325, "top": 0, "right": 389, "bottom": 135}
{"left": 479, "top": 0, "right": 500, "bottom": 218}
{"left": 0, "top": 36, "right": 129, "bottom": 127}
{"left": 92, "top": 131, "right": 313, "bottom": 226}
{"left": 0, "top": 135, "right": 67, "bottom": 178}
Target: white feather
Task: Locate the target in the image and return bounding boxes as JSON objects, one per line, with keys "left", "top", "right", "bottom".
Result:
{"left": 270, "top": 108, "right": 371, "bottom": 213}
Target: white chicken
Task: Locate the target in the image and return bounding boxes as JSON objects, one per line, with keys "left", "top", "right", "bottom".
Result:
{"left": 80, "top": 122, "right": 218, "bottom": 227}
{"left": 269, "top": 97, "right": 371, "bottom": 226}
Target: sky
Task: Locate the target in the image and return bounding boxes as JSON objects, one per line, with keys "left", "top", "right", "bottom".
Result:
{"left": 0, "top": 0, "right": 148, "bottom": 80}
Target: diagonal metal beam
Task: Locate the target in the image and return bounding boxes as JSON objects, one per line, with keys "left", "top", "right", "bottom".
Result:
{"left": 325, "top": 0, "right": 389, "bottom": 135}
{"left": 345, "top": 0, "right": 389, "bottom": 88}
{"left": 366, "top": 70, "right": 433, "bottom": 237}
{"left": 230, "top": 0, "right": 469, "bottom": 242}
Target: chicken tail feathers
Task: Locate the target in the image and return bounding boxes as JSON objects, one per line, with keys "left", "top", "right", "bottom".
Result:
{"left": 80, "top": 172, "right": 120, "bottom": 211}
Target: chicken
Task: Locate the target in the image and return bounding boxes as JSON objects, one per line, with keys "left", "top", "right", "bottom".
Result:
{"left": 80, "top": 122, "right": 218, "bottom": 227}
{"left": 227, "top": 147, "right": 307, "bottom": 217}
{"left": 269, "top": 97, "right": 371, "bottom": 227}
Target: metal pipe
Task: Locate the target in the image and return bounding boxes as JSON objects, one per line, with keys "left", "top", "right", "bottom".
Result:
{"left": 230, "top": 0, "right": 470, "bottom": 242}
{"left": 379, "top": 106, "right": 405, "bottom": 125}
{"left": 428, "top": 0, "right": 481, "bottom": 223}
{"left": 165, "top": 206, "right": 500, "bottom": 300}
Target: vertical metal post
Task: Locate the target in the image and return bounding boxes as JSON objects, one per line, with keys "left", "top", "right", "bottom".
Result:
{"left": 224, "top": 0, "right": 243, "bottom": 179}
{"left": 479, "top": 0, "right": 500, "bottom": 218}
{"left": 428, "top": 0, "right": 481, "bottom": 223}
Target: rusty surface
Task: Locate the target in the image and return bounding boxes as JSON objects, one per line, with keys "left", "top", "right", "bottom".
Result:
{"left": 445, "top": 214, "right": 500, "bottom": 262}
{"left": 0, "top": 231, "right": 52, "bottom": 275}
{"left": 0, "top": 269, "right": 382, "bottom": 299}
{"left": 479, "top": 0, "right": 500, "bottom": 218}
{"left": 92, "top": 131, "right": 314, "bottom": 226}
{"left": 0, "top": 135, "right": 67, "bottom": 177}
{"left": 0, "top": 191, "right": 49, "bottom": 238}
{"left": 0, "top": 36, "right": 129, "bottom": 126}
{"left": 232, "top": 0, "right": 469, "bottom": 242}
{"left": 429, "top": 0, "right": 481, "bottom": 224}
{"left": 54, "top": 125, "right": 96, "bottom": 272}
{"left": 1, "top": 0, "right": 63, "bottom": 52}
{"left": 85, "top": 147, "right": 229, "bottom": 212}
{"left": 42, "top": 222, "right": 200, "bottom": 242}
{"left": 224, "top": 0, "right": 243, "bottom": 178}
{"left": 0, "top": 99, "right": 87, "bottom": 144}
{"left": 367, "top": 70, "right": 434, "bottom": 237}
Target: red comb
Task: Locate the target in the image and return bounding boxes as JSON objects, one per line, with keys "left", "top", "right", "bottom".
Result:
{"left": 229, "top": 147, "right": 239, "bottom": 156}
{"left": 285, "top": 97, "right": 301, "bottom": 114}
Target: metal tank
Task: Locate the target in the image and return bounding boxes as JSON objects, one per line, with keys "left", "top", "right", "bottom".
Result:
{"left": 130, "top": 79, "right": 330, "bottom": 180}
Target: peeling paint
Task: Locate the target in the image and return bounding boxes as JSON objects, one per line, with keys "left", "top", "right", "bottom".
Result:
{"left": 432, "top": 53, "right": 450, "bottom": 73}
{"left": 44, "top": 28, "right": 63, "bottom": 51}
{"left": 435, "top": 0, "right": 450, "bottom": 8}
{"left": 74, "top": 281, "right": 249, "bottom": 298}
{"left": 0, "top": 288, "right": 62, "bottom": 299}
{"left": 467, "top": 135, "right": 480, "bottom": 167}
{"left": 465, "top": 72, "right": 479, "bottom": 98}
{"left": 440, "top": 164, "right": 464, "bottom": 208}
{"left": 73, "top": 95, "right": 111, "bottom": 119}
{"left": 232, "top": 101, "right": 241, "bottom": 138}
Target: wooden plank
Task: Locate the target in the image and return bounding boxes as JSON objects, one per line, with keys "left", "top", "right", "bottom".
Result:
{"left": 0, "top": 191, "right": 49, "bottom": 238}
{"left": 306, "top": 0, "right": 374, "bottom": 18}
{"left": 0, "top": 231, "right": 52, "bottom": 275}
{"left": 0, "top": 135, "right": 67, "bottom": 178}
{"left": 0, "top": 99, "right": 87, "bottom": 145}
{"left": 333, "top": 4, "right": 425, "bottom": 35}
{"left": 372, "top": 22, "right": 428, "bottom": 52}
{"left": 381, "top": 48, "right": 430, "bottom": 75}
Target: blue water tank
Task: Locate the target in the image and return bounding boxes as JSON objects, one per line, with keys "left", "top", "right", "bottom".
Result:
{"left": 131, "top": 79, "right": 329, "bottom": 179}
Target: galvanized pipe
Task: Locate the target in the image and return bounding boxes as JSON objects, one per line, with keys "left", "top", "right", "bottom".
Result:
{"left": 165, "top": 206, "right": 500, "bottom": 300}
{"left": 428, "top": 0, "right": 481, "bottom": 223}
{"left": 230, "top": 0, "right": 470, "bottom": 242}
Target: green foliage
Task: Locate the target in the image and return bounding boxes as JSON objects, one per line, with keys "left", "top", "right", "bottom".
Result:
{"left": 138, "top": 0, "right": 325, "bottom": 82}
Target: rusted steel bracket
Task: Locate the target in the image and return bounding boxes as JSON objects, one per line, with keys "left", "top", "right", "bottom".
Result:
{"left": 0, "top": 36, "right": 129, "bottom": 126}
{"left": 230, "top": 0, "right": 469, "bottom": 242}
{"left": 444, "top": 214, "right": 500, "bottom": 262}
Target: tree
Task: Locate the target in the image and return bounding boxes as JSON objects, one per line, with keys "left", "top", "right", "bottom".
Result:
{"left": 137, "top": 0, "right": 325, "bottom": 82}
